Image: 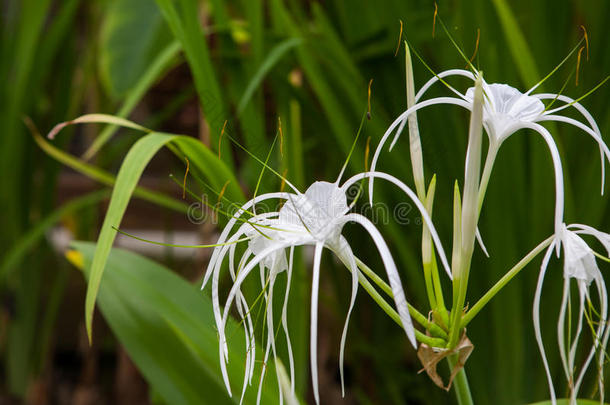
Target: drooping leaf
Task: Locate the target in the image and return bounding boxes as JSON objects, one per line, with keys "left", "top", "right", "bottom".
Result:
{"left": 70, "top": 241, "right": 281, "bottom": 405}
{"left": 154, "top": 0, "right": 232, "bottom": 163}
{"left": 69, "top": 127, "right": 244, "bottom": 341}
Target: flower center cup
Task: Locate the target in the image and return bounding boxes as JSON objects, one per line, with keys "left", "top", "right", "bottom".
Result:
{"left": 561, "top": 227, "right": 598, "bottom": 285}
{"left": 465, "top": 83, "right": 545, "bottom": 142}
{"left": 279, "top": 181, "right": 349, "bottom": 242}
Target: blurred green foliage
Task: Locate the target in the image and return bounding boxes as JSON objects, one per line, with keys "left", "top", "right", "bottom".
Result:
{"left": 1, "top": 0, "right": 609, "bottom": 404}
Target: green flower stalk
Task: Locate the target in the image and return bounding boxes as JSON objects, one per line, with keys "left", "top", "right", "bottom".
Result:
{"left": 449, "top": 74, "right": 484, "bottom": 348}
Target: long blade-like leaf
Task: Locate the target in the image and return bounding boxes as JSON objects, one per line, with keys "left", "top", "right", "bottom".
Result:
{"left": 70, "top": 241, "right": 281, "bottom": 405}
{"left": 80, "top": 130, "right": 243, "bottom": 341}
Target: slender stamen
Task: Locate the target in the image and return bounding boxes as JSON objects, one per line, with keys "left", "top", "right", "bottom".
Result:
{"left": 542, "top": 75, "right": 610, "bottom": 116}
{"left": 581, "top": 25, "right": 589, "bottom": 60}
{"left": 253, "top": 134, "right": 279, "bottom": 214}
{"left": 222, "top": 130, "right": 299, "bottom": 193}
{"left": 278, "top": 117, "right": 284, "bottom": 157}
{"left": 394, "top": 20, "right": 403, "bottom": 57}
{"left": 526, "top": 35, "right": 585, "bottom": 95}
{"left": 112, "top": 226, "right": 251, "bottom": 248}
{"left": 182, "top": 157, "right": 190, "bottom": 199}
{"left": 432, "top": 3, "right": 438, "bottom": 38}
{"left": 576, "top": 46, "right": 585, "bottom": 86}
{"left": 364, "top": 136, "right": 371, "bottom": 172}
{"left": 218, "top": 120, "right": 228, "bottom": 158}
{"left": 216, "top": 180, "right": 231, "bottom": 219}
{"left": 466, "top": 28, "right": 480, "bottom": 69}
{"left": 367, "top": 79, "right": 373, "bottom": 120}
{"left": 436, "top": 16, "right": 477, "bottom": 72}
{"left": 336, "top": 109, "right": 368, "bottom": 184}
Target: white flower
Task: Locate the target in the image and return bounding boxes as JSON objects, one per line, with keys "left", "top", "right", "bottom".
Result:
{"left": 463, "top": 83, "right": 545, "bottom": 142}
{"left": 201, "top": 171, "right": 452, "bottom": 405}
{"left": 533, "top": 223, "right": 609, "bottom": 405}
{"left": 370, "top": 68, "right": 610, "bottom": 240}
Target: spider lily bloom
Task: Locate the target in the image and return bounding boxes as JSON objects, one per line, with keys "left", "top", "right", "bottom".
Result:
{"left": 370, "top": 68, "right": 610, "bottom": 240}
{"left": 202, "top": 171, "right": 452, "bottom": 405}
{"left": 533, "top": 223, "right": 609, "bottom": 405}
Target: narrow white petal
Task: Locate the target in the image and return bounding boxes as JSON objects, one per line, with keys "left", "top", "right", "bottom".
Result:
{"left": 573, "top": 276, "right": 607, "bottom": 402}
{"left": 567, "top": 284, "right": 586, "bottom": 382}
{"left": 341, "top": 213, "right": 417, "bottom": 347}
{"left": 557, "top": 279, "right": 571, "bottom": 381}
{"left": 229, "top": 247, "right": 256, "bottom": 404}
{"left": 310, "top": 243, "right": 324, "bottom": 405}
{"left": 210, "top": 212, "right": 276, "bottom": 365}
{"left": 389, "top": 98, "right": 473, "bottom": 151}
{"left": 533, "top": 242, "right": 557, "bottom": 405}
{"left": 281, "top": 247, "right": 296, "bottom": 393}
{"left": 259, "top": 273, "right": 284, "bottom": 405}
{"left": 475, "top": 228, "right": 490, "bottom": 257}
{"left": 202, "top": 192, "right": 294, "bottom": 290}
{"left": 343, "top": 171, "right": 452, "bottom": 279}
{"left": 334, "top": 237, "right": 359, "bottom": 397}
{"left": 535, "top": 94, "right": 602, "bottom": 137}
{"left": 537, "top": 94, "right": 607, "bottom": 194}
{"left": 519, "top": 123, "right": 565, "bottom": 242}
{"left": 256, "top": 334, "right": 272, "bottom": 405}
{"left": 414, "top": 69, "right": 475, "bottom": 101}
{"left": 219, "top": 243, "right": 293, "bottom": 396}
{"left": 369, "top": 97, "right": 472, "bottom": 205}
{"left": 597, "top": 275, "right": 609, "bottom": 404}
{"left": 214, "top": 224, "right": 260, "bottom": 360}
{"left": 536, "top": 114, "right": 610, "bottom": 194}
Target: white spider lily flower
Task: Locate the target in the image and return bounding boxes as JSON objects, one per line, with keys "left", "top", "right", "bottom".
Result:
{"left": 533, "top": 223, "right": 609, "bottom": 405}
{"left": 370, "top": 68, "right": 610, "bottom": 241}
{"left": 202, "top": 171, "right": 452, "bottom": 405}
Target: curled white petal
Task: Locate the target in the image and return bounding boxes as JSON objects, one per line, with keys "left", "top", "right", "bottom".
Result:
{"left": 368, "top": 97, "right": 472, "bottom": 205}
{"left": 343, "top": 171, "right": 452, "bottom": 279}
{"left": 340, "top": 213, "right": 417, "bottom": 347}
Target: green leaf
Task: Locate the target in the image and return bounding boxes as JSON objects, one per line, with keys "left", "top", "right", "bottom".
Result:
{"left": 80, "top": 130, "right": 243, "bottom": 341}
{"left": 99, "top": 0, "right": 172, "bottom": 98}
{"left": 70, "top": 241, "right": 281, "bottom": 405}
{"left": 32, "top": 127, "right": 187, "bottom": 214}
{"left": 154, "top": 0, "right": 232, "bottom": 163}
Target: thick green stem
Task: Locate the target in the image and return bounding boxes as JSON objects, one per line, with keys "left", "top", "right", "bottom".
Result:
{"left": 422, "top": 259, "right": 438, "bottom": 310}
{"left": 448, "top": 75, "right": 484, "bottom": 348}
{"left": 356, "top": 269, "right": 447, "bottom": 346}
{"left": 477, "top": 142, "right": 499, "bottom": 216}
{"left": 355, "top": 257, "right": 392, "bottom": 296}
{"left": 354, "top": 258, "right": 448, "bottom": 339}
{"left": 422, "top": 175, "right": 447, "bottom": 317}
{"left": 448, "top": 355, "right": 474, "bottom": 405}
{"left": 460, "top": 236, "right": 554, "bottom": 328}
{"left": 429, "top": 252, "right": 449, "bottom": 327}
{"left": 348, "top": 258, "right": 448, "bottom": 346}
